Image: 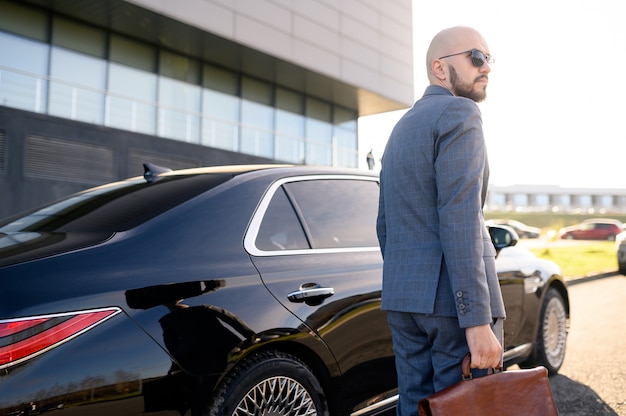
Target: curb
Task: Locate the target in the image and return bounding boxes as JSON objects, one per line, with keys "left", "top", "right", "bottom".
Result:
{"left": 566, "top": 270, "right": 620, "bottom": 287}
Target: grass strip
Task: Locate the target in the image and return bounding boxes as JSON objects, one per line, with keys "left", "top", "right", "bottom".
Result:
{"left": 527, "top": 241, "right": 617, "bottom": 279}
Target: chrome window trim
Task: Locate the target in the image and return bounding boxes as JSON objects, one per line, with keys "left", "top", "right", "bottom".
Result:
{"left": 244, "top": 174, "right": 380, "bottom": 257}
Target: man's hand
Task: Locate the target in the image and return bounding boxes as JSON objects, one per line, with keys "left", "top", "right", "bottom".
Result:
{"left": 465, "top": 324, "right": 502, "bottom": 369}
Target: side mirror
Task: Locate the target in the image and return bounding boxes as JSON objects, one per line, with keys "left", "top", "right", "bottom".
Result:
{"left": 488, "top": 225, "right": 518, "bottom": 254}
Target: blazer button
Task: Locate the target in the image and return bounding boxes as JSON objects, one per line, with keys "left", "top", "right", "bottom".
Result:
{"left": 456, "top": 291, "right": 463, "bottom": 298}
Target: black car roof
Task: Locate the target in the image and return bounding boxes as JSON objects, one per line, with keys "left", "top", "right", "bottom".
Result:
{"left": 0, "top": 164, "right": 379, "bottom": 267}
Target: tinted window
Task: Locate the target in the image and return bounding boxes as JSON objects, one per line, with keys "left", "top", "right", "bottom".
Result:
{"left": 256, "top": 187, "right": 309, "bottom": 251}
{"left": 284, "top": 179, "right": 379, "bottom": 249}
{"left": 0, "top": 174, "right": 232, "bottom": 232}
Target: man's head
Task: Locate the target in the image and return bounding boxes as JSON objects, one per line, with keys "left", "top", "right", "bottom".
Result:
{"left": 426, "top": 26, "right": 492, "bottom": 102}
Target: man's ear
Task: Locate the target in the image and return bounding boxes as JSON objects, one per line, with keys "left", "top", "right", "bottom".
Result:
{"left": 431, "top": 59, "right": 447, "bottom": 81}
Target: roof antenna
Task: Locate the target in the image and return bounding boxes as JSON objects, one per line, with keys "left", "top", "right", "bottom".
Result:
{"left": 143, "top": 163, "right": 172, "bottom": 183}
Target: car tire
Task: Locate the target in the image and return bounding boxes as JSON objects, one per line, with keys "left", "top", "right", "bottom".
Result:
{"left": 519, "top": 287, "right": 567, "bottom": 375}
{"left": 204, "top": 350, "right": 329, "bottom": 416}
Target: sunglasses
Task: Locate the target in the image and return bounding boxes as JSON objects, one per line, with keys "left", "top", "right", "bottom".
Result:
{"left": 438, "top": 49, "right": 494, "bottom": 67}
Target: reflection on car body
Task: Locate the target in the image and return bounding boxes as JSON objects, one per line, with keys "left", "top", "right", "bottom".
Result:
{"left": 0, "top": 164, "right": 569, "bottom": 416}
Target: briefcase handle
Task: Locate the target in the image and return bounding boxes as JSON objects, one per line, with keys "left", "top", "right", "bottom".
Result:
{"left": 461, "top": 353, "right": 502, "bottom": 380}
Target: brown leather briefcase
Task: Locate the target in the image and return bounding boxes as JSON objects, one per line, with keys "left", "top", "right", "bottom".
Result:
{"left": 418, "top": 354, "right": 559, "bottom": 415}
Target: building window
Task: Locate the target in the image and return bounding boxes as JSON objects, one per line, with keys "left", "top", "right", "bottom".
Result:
{"left": 305, "top": 98, "right": 332, "bottom": 166}
{"left": 241, "top": 77, "right": 274, "bottom": 159}
{"left": 107, "top": 63, "right": 158, "bottom": 135}
{"left": 202, "top": 65, "right": 240, "bottom": 151}
{"left": 334, "top": 106, "right": 357, "bottom": 168}
{"left": 0, "top": 0, "right": 48, "bottom": 41}
{"left": 109, "top": 34, "right": 156, "bottom": 73}
{"left": 202, "top": 89, "right": 240, "bottom": 151}
{"left": 48, "top": 47, "right": 107, "bottom": 124}
{"left": 107, "top": 35, "right": 158, "bottom": 134}
{"left": 51, "top": 16, "right": 106, "bottom": 58}
{"left": 275, "top": 88, "right": 304, "bottom": 164}
{"left": 158, "top": 51, "right": 201, "bottom": 142}
{"left": 0, "top": 31, "right": 49, "bottom": 113}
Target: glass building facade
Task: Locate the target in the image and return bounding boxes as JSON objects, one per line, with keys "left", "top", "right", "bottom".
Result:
{"left": 0, "top": 2, "right": 358, "bottom": 168}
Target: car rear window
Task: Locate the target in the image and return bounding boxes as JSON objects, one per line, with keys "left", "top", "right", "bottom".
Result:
{"left": 0, "top": 174, "right": 232, "bottom": 233}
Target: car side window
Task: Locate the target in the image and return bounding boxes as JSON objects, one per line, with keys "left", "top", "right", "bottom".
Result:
{"left": 256, "top": 186, "right": 310, "bottom": 251}
{"left": 283, "top": 179, "right": 379, "bottom": 249}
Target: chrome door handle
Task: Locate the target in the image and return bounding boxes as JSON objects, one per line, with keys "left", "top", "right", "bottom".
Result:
{"left": 287, "top": 282, "right": 335, "bottom": 303}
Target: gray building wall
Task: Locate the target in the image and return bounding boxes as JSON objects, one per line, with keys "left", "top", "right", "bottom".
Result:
{"left": 127, "top": 0, "right": 415, "bottom": 115}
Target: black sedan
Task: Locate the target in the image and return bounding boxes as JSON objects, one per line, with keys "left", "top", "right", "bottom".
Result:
{"left": 0, "top": 164, "right": 569, "bottom": 416}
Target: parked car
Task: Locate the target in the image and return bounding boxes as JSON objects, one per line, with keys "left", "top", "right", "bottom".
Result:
{"left": 616, "top": 231, "right": 626, "bottom": 274}
{"left": 558, "top": 218, "right": 624, "bottom": 241}
{"left": 0, "top": 164, "right": 570, "bottom": 416}
{"left": 485, "top": 219, "right": 541, "bottom": 239}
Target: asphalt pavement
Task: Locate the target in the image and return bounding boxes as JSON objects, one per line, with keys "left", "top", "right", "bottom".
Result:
{"left": 540, "top": 272, "right": 625, "bottom": 415}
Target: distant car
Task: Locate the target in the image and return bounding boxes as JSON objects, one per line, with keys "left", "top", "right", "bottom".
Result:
{"left": 485, "top": 219, "right": 541, "bottom": 239}
{"left": 616, "top": 231, "right": 626, "bottom": 274}
{"left": 0, "top": 164, "right": 570, "bottom": 416}
{"left": 558, "top": 218, "right": 624, "bottom": 241}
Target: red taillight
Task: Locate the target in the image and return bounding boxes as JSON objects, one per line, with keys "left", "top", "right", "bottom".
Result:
{"left": 0, "top": 307, "right": 121, "bottom": 369}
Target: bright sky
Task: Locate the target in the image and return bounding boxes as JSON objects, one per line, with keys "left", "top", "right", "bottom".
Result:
{"left": 358, "top": 0, "right": 625, "bottom": 189}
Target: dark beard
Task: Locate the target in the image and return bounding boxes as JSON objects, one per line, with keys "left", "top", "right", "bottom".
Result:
{"left": 449, "top": 66, "right": 487, "bottom": 103}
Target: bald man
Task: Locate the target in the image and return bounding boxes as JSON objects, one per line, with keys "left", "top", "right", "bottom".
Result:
{"left": 376, "top": 26, "right": 506, "bottom": 414}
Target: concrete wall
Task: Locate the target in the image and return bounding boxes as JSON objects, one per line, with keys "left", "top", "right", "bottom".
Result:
{"left": 126, "top": 0, "right": 415, "bottom": 114}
